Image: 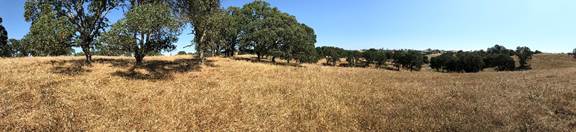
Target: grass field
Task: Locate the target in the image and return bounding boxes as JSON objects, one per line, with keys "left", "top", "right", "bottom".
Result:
{"left": 1, "top": 54, "right": 575, "bottom": 131}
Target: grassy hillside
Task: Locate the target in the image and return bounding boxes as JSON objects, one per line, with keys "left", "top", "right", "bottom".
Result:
{"left": 0, "top": 54, "right": 575, "bottom": 131}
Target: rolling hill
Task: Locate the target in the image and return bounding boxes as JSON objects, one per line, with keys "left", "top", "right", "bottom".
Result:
{"left": 0, "top": 54, "right": 575, "bottom": 131}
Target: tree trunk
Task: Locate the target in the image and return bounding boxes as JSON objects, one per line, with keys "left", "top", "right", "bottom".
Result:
{"left": 257, "top": 53, "right": 261, "bottom": 61}
{"left": 80, "top": 42, "right": 92, "bottom": 64}
{"left": 135, "top": 50, "right": 144, "bottom": 65}
{"left": 272, "top": 56, "right": 276, "bottom": 63}
{"left": 195, "top": 29, "right": 207, "bottom": 63}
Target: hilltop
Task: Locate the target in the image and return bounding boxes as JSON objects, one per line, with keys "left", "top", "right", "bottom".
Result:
{"left": 0, "top": 54, "right": 575, "bottom": 131}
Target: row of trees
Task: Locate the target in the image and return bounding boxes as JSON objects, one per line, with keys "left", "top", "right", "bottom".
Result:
{"left": 315, "top": 46, "right": 427, "bottom": 71}
{"left": 312, "top": 45, "right": 537, "bottom": 73}
{"left": 199, "top": 1, "right": 317, "bottom": 64}
{"left": 430, "top": 45, "right": 534, "bottom": 73}
{"left": 0, "top": 0, "right": 318, "bottom": 65}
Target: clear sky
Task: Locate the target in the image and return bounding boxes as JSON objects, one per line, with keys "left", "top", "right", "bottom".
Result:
{"left": 1, "top": 0, "right": 575, "bottom": 54}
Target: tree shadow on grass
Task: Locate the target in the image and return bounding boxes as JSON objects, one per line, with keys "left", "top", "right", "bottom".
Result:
{"left": 232, "top": 57, "right": 303, "bottom": 67}
{"left": 50, "top": 58, "right": 215, "bottom": 80}
{"left": 50, "top": 60, "right": 93, "bottom": 76}
{"left": 111, "top": 59, "right": 216, "bottom": 80}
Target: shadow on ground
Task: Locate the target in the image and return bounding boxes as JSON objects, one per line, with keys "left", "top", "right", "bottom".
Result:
{"left": 232, "top": 57, "right": 303, "bottom": 67}
{"left": 49, "top": 58, "right": 215, "bottom": 80}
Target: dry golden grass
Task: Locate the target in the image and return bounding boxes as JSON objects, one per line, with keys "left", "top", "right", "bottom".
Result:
{"left": 0, "top": 54, "right": 575, "bottom": 131}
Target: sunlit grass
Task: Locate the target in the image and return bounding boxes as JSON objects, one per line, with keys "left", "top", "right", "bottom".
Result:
{"left": 0, "top": 54, "right": 575, "bottom": 131}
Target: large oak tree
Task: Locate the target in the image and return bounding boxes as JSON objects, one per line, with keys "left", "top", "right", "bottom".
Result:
{"left": 25, "top": 0, "right": 123, "bottom": 63}
{"left": 101, "top": 1, "right": 181, "bottom": 65}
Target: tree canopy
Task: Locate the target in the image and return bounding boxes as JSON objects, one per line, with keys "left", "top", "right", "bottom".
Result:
{"left": 101, "top": 2, "right": 181, "bottom": 64}
{"left": 515, "top": 46, "right": 533, "bottom": 69}
{"left": 237, "top": 1, "right": 317, "bottom": 63}
{"left": 172, "top": 0, "right": 221, "bottom": 63}
{"left": 22, "top": 3, "right": 75, "bottom": 56}
{"left": 0, "top": 17, "right": 9, "bottom": 57}
{"left": 25, "top": 0, "right": 123, "bottom": 63}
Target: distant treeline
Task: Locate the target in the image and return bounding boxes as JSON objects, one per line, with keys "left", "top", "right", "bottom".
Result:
{"left": 313, "top": 45, "right": 543, "bottom": 73}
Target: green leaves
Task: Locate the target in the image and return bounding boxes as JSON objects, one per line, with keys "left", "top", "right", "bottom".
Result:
{"left": 101, "top": 3, "right": 181, "bottom": 63}
{"left": 0, "top": 17, "right": 9, "bottom": 57}
{"left": 238, "top": 1, "right": 317, "bottom": 62}
{"left": 515, "top": 46, "right": 533, "bottom": 68}
{"left": 22, "top": 5, "right": 75, "bottom": 56}
{"left": 24, "top": 0, "right": 124, "bottom": 62}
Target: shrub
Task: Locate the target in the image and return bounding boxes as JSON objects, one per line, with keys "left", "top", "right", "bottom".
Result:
{"left": 534, "top": 50, "right": 542, "bottom": 54}
{"left": 485, "top": 54, "right": 515, "bottom": 71}
{"left": 177, "top": 51, "right": 188, "bottom": 55}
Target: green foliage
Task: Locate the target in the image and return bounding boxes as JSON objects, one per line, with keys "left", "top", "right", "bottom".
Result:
{"left": 201, "top": 7, "right": 244, "bottom": 56}
{"left": 8, "top": 39, "right": 33, "bottom": 57}
{"left": 534, "top": 50, "right": 542, "bottom": 54}
{"left": 25, "top": 0, "right": 124, "bottom": 62}
{"left": 483, "top": 54, "right": 516, "bottom": 71}
{"left": 432, "top": 50, "right": 516, "bottom": 73}
{"left": 237, "top": 1, "right": 317, "bottom": 63}
{"left": 392, "top": 50, "right": 424, "bottom": 71}
{"left": 362, "top": 49, "right": 388, "bottom": 67}
{"left": 317, "top": 46, "right": 345, "bottom": 66}
{"left": 0, "top": 17, "right": 9, "bottom": 57}
{"left": 173, "top": 0, "right": 221, "bottom": 62}
{"left": 487, "top": 45, "right": 514, "bottom": 56}
{"left": 515, "top": 46, "right": 533, "bottom": 68}
{"left": 102, "top": 3, "right": 181, "bottom": 64}
{"left": 22, "top": 4, "right": 75, "bottom": 56}
{"left": 456, "top": 52, "right": 485, "bottom": 72}
{"left": 177, "top": 51, "right": 188, "bottom": 55}
{"left": 346, "top": 50, "right": 363, "bottom": 67}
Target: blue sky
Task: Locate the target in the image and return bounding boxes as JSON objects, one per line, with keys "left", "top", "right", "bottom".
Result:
{"left": 1, "top": 0, "right": 575, "bottom": 54}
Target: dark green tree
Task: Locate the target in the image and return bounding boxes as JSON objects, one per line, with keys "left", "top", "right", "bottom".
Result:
{"left": 456, "top": 52, "right": 485, "bottom": 72}
{"left": 22, "top": 3, "right": 75, "bottom": 56}
{"left": 8, "top": 39, "right": 33, "bottom": 57}
{"left": 392, "top": 50, "right": 424, "bottom": 71}
{"left": 534, "top": 50, "right": 542, "bottom": 54}
{"left": 487, "top": 54, "right": 515, "bottom": 71}
{"left": 236, "top": 1, "right": 317, "bottom": 63}
{"left": 487, "top": 44, "right": 514, "bottom": 56}
{"left": 515, "top": 46, "right": 533, "bottom": 68}
{"left": 201, "top": 7, "right": 243, "bottom": 57}
{"left": 25, "top": 0, "right": 123, "bottom": 63}
{"left": 177, "top": 51, "right": 188, "bottom": 55}
{"left": 102, "top": 2, "right": 181, "bottom": 65}
{"left": 317, "top": 46, "right": 345, "bottom": 66}
{"left": 346, "top": 50, "right": 363, "bottom": 67}
{"left": 362, "top": 49, "right": 387, "bottom": 68}
{"left": 0, "top": 17, "right": 10, "bottom": 57}
{"left": 172, "top": 0, "right": 221, "bottom": 63}
{"left": 573, "top": 48, "right": 576, "bottom": 59}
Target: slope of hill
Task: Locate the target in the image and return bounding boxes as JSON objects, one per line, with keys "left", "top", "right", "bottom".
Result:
{"left": 531, "top": 54, "right": 576, "bottom": 70}
{"left": 0, "top": 55, "right": 575, "bottom": 131}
